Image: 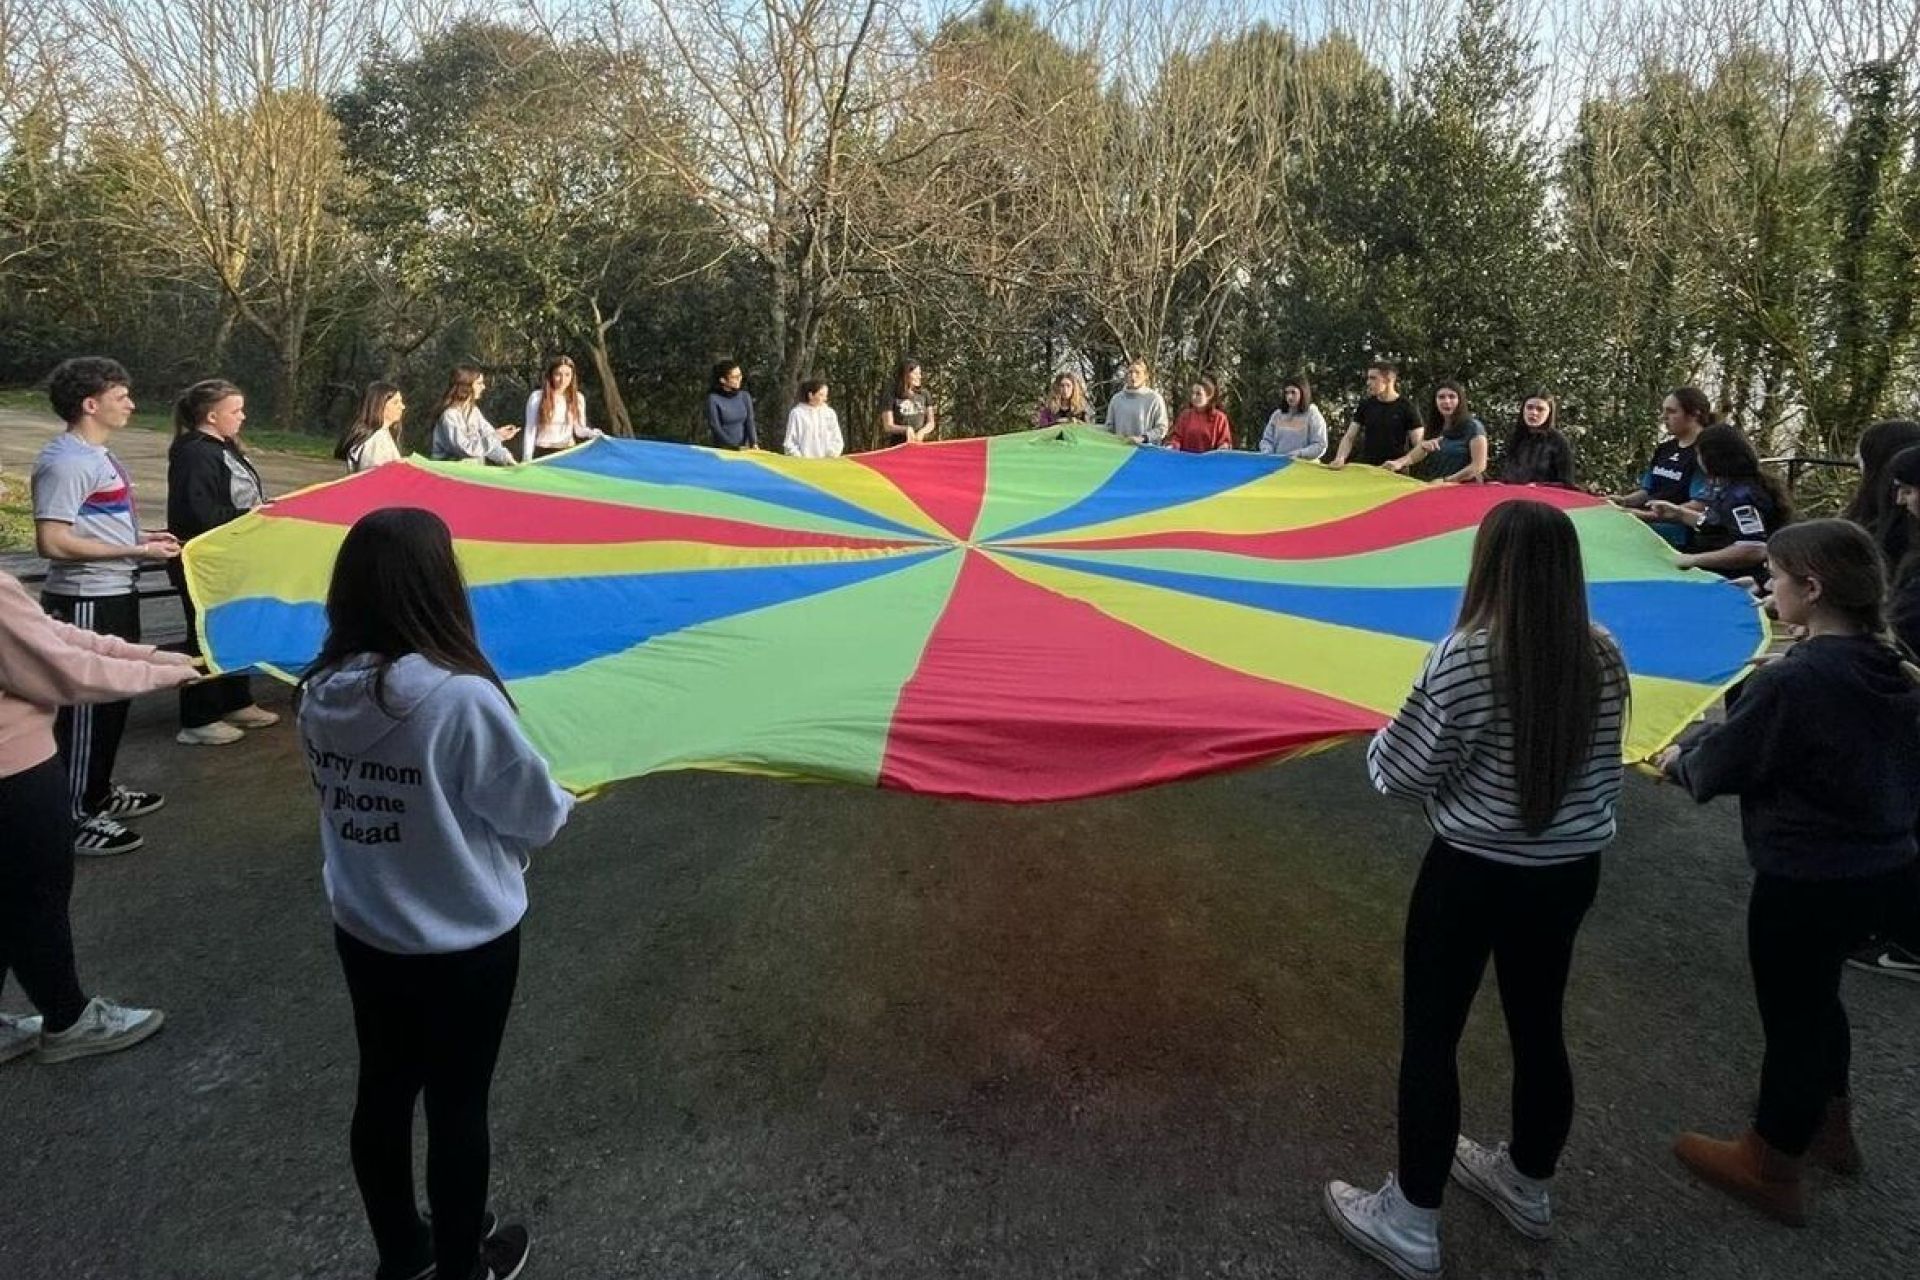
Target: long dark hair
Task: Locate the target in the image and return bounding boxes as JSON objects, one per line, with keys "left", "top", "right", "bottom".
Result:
{"left": 1503, "top": 390, "right": 1555, "bottom": 459}
{"left": 1844, "top": 419, "right": 1920, "bottom": 531}
{"left": 1431, "top": 380, "right": 1470, "bottom": 437}
{"left": 1282, "top": 374, "right": 1313, "bottom": 414}
{"left": 435, "top": 364, "right": 484, "bottom": 418}
{"left": 173, "top": 378, "right": 245, "bottom": 447}
{"left": 891, "top": 359, "right": 922, "bottom": 400}
{"left": 335, "top": 381, "right": 402, "bottom": 462}
{"left": 1456, "top": 500, "right": 1626, "bottom": 834}
{"left": 538, "top": 356, "right": 584, "bottom": 428}
{"left": 1886, "top": 444, "right": 1920, "bottom": 587}
{"left": 1695, "top": 423, "right": 1793, "bottom": 523}
{"left": 299, "top": 508, "right": 511, "bottom": 713}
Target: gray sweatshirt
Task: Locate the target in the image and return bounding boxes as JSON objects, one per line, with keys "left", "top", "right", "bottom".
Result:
{"left": 1104, "top": 387, "right": 1169, "bottom": 445}
{"left": 298, "top": 654, "right": 574, "bottom": 954}
{"left": 433, "top": 405, "right": 514, "bottom": 465}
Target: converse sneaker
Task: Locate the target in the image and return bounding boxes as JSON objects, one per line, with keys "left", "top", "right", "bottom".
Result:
{"left": 1846, "top": 940, "right": 1920, "bottom": 983}
{"left": 96, "top": 785, "right": 165, "bottom": 819}
{"left": 472, "top": 1223, "right": 529, "bottom": 1280}
{"left": 74, "top": 814, "right": 143, "bottom": 856}
{"left": 1323, "top": 1175, "right": 1442, "bottom": 1280}
{"left": 1450, "top": 1136, "right": 1552, "bottom": 1240}
{"left": 177, "top": 721, "right": 246, "bottom": 746}
{"left": 222, "top": 705, "right": 280, "bottom": 729}
{"left": 0, "top": 1012, "right": 44, "bottom": 1065}
{"left": 37, "top": 997, "right": 165, "bottom": 1063}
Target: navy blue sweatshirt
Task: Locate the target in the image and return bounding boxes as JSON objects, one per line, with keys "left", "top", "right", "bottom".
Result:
{"left": 1668, "top": 635, "right": 1920, "bottom": 879}
{"left": 705, "top": 390, "right": 757, "bottom": 449}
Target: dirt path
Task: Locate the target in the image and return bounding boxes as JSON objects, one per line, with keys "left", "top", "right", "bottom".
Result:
{"left": 0, "top": 406, "right": 342, "bottom": 561}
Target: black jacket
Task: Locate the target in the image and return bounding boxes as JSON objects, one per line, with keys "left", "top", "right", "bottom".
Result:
{"left": 167, "top": 430, "right": 265, "bottom": 543}
{"left": 1669, "top": 634, "right": 1920, "bottom": 879}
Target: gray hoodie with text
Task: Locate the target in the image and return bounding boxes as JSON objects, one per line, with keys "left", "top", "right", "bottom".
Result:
{"left": 298, "top": 654, "right": 574, "bottom": 954}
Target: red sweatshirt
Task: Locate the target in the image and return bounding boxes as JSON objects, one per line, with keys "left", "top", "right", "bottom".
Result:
{"left": 1167, "top": 406, "right": 1234, "bottom": 453}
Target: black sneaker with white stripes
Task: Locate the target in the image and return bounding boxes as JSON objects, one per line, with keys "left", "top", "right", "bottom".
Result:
{"left": 73, "top": 814, "right": 143, "bottom": 857}
{"left": 1847, "top": 940, "right": 1920, "bottom": 983}
{"left": 96, "top": 785, "right": 165, "bottom": 820}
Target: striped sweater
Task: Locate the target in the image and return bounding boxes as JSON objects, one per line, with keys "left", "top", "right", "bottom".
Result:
{"left": 1366, "top": 628, "right": 1628, "bottom": 865}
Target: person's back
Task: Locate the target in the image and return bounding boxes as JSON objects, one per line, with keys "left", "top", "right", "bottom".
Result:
{"left": 300, "top": 653, "right": 571, "bottom": 954}
{"left": 1368, "top": 627, "right": 1626, "bottom": 862}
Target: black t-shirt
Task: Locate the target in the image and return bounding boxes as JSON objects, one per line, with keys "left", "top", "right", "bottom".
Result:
{"left": 1500, "top": 429, "right": 1576, "bottom": 486}
{"left": 1693, "top": 479, "right": 1783, "bottom": 555}
{"left": 1352, "top": 397, "right": 1422, "bottom": 466}
{"left": 1642, "top": 437, "right": 1701, "bottom": 505}
{"left": 879, "top": 389, "right": 929, "bottom": 442}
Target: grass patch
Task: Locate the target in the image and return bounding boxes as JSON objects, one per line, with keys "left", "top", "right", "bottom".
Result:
{"left": 1, "top": 469, "right": 34, "bottom": 551}
{"left": 0, "top": 387, "right": 336, "bottom": 460}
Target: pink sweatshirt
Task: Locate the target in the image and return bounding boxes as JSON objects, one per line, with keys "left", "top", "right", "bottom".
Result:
{"left": 0, "top": 572, "right": 199, "bottom": 777}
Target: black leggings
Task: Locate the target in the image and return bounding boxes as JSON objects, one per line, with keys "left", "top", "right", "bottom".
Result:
{"left": 1397, "top": 838, "right": 1600, "bottom": 1208}
{"left": 336, "top": 925, "right": 520, "bottom": 1280}
{"left": 166, "top": 561, "right": 253, "bottom": 729}
{"left": 1749, "top": 869, "right": 1907, "bottom": 1155}
{"left": 0, "top": 758, "right": 89, "bottom": 1031}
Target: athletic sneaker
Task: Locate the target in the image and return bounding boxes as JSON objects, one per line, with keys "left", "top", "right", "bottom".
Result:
{"left": 1449, "top": 1136, "right": 1552, "bottom": 1240}
{"left": 1323, "top": 1175, "right": 1441, "bottom": 1280}
{"left": 74, "top": 814, "right": 143, "bottom": 857}
{"left": 470, "top": 1224, "right": 530, "bottom": 1280}
{"left": 97, "top": 785, "right": 165, "bottom": 819}
{"left": 177, "top": 721, "right": 246, "bottom": 746}
{"left": 36, "top": 997, "right": 165, "bottom": 1063}
{"left": 222, "top": 705, "right": 280, "bottom": 729}
{"left": 0, "top": 1012, "right": 44, "bottom": 1065}
{"left": 1846, "top": 941, "right": 1920, "bottom": 983}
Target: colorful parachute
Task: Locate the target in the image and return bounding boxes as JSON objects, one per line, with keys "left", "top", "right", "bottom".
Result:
{"left": 184, "top": 427, "right": 1765, "bottom": 801}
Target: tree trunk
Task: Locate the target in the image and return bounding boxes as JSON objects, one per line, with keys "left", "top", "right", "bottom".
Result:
{"left": 588, "top": 298, "right": 634, "bottom": 438}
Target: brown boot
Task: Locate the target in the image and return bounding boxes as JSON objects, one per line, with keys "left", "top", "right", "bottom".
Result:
{"left": 1808, "top": 1096, "right": 1864, "bottom": 1177}
{"left": 1674, "top": 1128, "right": 1807, "bottom": 1226}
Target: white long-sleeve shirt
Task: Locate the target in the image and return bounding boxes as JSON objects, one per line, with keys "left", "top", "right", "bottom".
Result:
{"left": 1366, "top": 628, "right": 1628, "bottom": 865}
{"left": 521, "top": 390, "right": 599, "bottom": 461}
{"left": 1258, "top": 406, "right": 1328, "bottom": 460}
{"left": 782, "top": 403, "right": 844, "bottom": 458}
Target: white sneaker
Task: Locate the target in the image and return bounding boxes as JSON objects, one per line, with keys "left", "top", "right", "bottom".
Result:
{"left": 0, "top": 1012, "right": 44, "bottom": 1065}
{"left": 36, "top": 997, "right": 165, "bottom": 1063}
{"left": 1323, "top": 1174, "right": 1442, "bottom": 1280}
{"left": 1450, "top": 1136, "right": 1552, "bottom": 1240}
{"left": 222, "top": 705, "right": 280, "bottom": 729}
{"left": 177, "top": 721, "right": 245, "bottom": 746}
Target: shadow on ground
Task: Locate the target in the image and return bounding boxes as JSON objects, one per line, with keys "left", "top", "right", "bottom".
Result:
{"left": 2, "top": 680, "right": 1917, "bottom": 1279}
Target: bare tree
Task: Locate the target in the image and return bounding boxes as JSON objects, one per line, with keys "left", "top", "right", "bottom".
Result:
{"left": 77, "top": 0, "right": 398, "bottom": 414}
{"left": 552, "top": 0, "right": 1000, "bottom": 412}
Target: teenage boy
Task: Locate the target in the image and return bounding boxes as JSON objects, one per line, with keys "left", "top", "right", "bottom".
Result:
{"left": 1329, "top": 360, "right": 1423, "bottom": 469}
{"left": 31, "top": 357, "right": 182, "bottom": 856}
